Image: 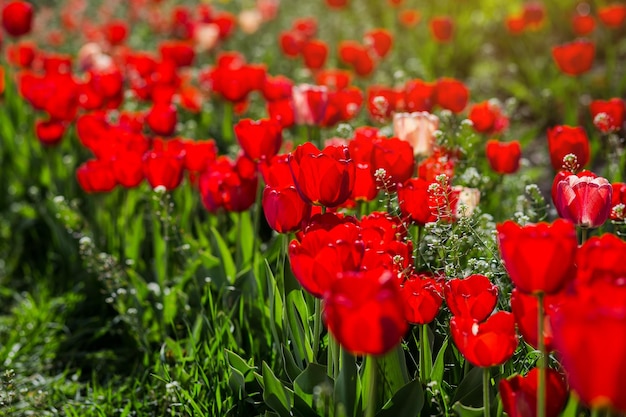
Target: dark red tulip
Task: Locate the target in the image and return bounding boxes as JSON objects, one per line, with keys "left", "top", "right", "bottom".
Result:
{"left": 429, "top": 16, "right": 454, "bottom": 42}
{"left": 370, "top": 137, "right": 415, "bottom": 188}
{"left": 2, "top": 1, "right": 33, "bottom": 37}
{"left": 279, "top": 30, "right": 304, "bottom": 57}
{"left": 183, "top": 139, "right": 218, "bottom": 173}
{"left": 435, "top": 78, "right": 469, "bottom": 113}
{"left": 552, "top": 282, "right": 626, "bottom": 411}
{"left": 159, "top": 40, "right": 196, "bottom": 68}
{"left": 485, "top": 140, "right": 521, "bottom": 174}
{"left": 555, "top": 173, "right": 612, "bottom": 228}
{"left": 510, "top": 288, "right": 562, "bottom": 351}
{"left": 199, "top": 155, "right": 259, "bottom": 213}
{"left": 400, "top": 276, "right": 443, "bottom": 325}
{"left": 289, "top": 220, "right": 363, "bottom": 298}
{"left": 289, "top": 143, "right": 355, "bottom": 207}
{"left": 146, "top": 103, "right": 177, "bottom": 137}
{"left": 450, "top": 311, "right": 518, "bottom": 368}
{"left": 142, "top": 150, "right": 185, "bottom": 191}
{"left": 324, "top": 268, "right": 408, "bottom": 356}
{"left": 76, "top": 159, "right": 117, "bottom": 193}
{"left": 468, "top": 101, "right": 509, "bottom": 135}
{"left": 589, "top": 98, "right": 625, "bottom": 133}
{"left": 499, "top": 368, "right": 568, "bottom": 417}
{"left": 112, "top": 151, "right": 144, "bottom": 188}
{"left": 398, "top": 178, "right": 437, "bottom": 225}
{"left": 234, "top": 118, "right": 283, "bottom": 162}
{"left": 552, "top": 40, "right": 595, "bottom": 76}
{"left": 522, "top": 1, "right": 546, "bottom": 29}
{"left": 547, "top": 125, "right": 590, "bottom": 170}
{"left": 497, "top": 219, "right": 578, "bottom": 295}
{"left": 598, "top": 4, "right": 626, "bottom": 28}
{"left": 262, "top": 185, "right": 311, "bottom": 234}
{"left": 576, "top": 233, "right": 626, "bottom": 287}
{"left": 35, "top": 118, "right": 66, "bottom": 146}
{"left": 444, "top": 275, "right": 499, "bottom": 322}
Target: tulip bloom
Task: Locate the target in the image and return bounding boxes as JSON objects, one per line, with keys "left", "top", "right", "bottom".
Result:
{"left": 598, "top": 4, "right": 626, "bottom": 28}
{"left": 572, "top": 11, "right": 595, "bottom": 35}
{"left": 429, "top": 16, "right": 454, "bottom": 43}
{"left": 555, "top": 174, "right": 612, "bottom": 228}
{"left": 589, "top": 98, "right": 625, "bottom": 133}
{"left": 370, "top": 137, "right": 416, "bottom": 188}
{"left": 398, "top": 178, "right": 437, "bottom": 225}
{"left": 552, "top": 39, "right": 595, "bottom": 76}
{"left": 289, "top": 143, "right": 355, "bottom": 207}
{"left": 2, "top": 1, "right": 33, "bottom": 37}
{"left": 468, "top": 101, "right": 509, "bottom": 135}
{"left": 450, "top": 311, "right": 518, "bottom": 368}
{"left": 200, "top": 156, "right": 258, "bottom": 213}
{"left": 364, "top": 28, "right": 393, "bottom": 59}
{"left": 400, "top": 276, "right": 443, "bottom": 325}
{"left": 301, "top": 39, "right": 328, "bottom": 70}
{"left": 610, "top": 182, "right": 626, "bottom": 220}
{"left": 485, "top": 140, "right": 521, "bottom": 174}
{"left": 76, "top": 159, "right": 117, "bottom": 193}
{"left": 291, "top": 84, "right": 329, "bottom": 126}
{"left": 393, "top": 112, "right": 439, "bottom": 157}
{"left": 510, "top": 288, "right": 561, "bottom": 351}
{"left": 434, "top": 78, "right": 469, "bottom": 113}
{"left": 499, "top": 368, "right": 568, "bottom": 417}
{"left": 497, "top": 220, "right": 578, "bottom": 295}
{"left": 576, "top": 233, "right": 626, "bottom": 287}
{"left": 234, "top": 118, "right": 283, "bottom": 162}
{"left": 444, "top": 275, "right": 499, "bottom": 322}
{"left": 262, "top": 185, "right": 311, "bottom": 234}
{"left": 142, "top": 150, "right": 185, "bottom": 191}
{"left": 324, "top": 268, "right": 408, "bottom": 356}
{"left": 404, "top": 79, "right": 436, "bottom": 113}
{"left": 547, "top": 125, "right": 590, "bottom": 170}
{"left": 146, "top": 103, "right": 177, "bottom": 137}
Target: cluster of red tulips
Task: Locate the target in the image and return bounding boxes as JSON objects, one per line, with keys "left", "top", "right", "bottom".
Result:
{"left": 2, "top": 0, "right": 626, "bottom": 415}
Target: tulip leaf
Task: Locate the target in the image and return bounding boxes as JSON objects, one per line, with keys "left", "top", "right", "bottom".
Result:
{"left": 376, "top": 378, "right": 424, "bottom": 417}
{"left": 334, "top": 348, "right": 359, "bottom": 417}
{"left": 265, "top": 260, "right": 284, "bottom": 347}
{"left": 451, "top": 366, "right": 484, "bottom": 407}
{"left": 281, "top": 344, "right": 303, "bottom": 382}
{"left": 294, "top": 362, "right": 333, "bottom": 408}
{"left": 451, "top": 402, "right": 484, "bottom": 417}
{"left": 430, "top": 338, "right": 449, "bottom": 386}
{"left": 560, "top": 394, "right": 579, "bottom": 417}
{"left": 210, "top": 226, "right": 236, "bottom": 284}
{"left": 262, "top": 361, "right": 293, "bottom": 417}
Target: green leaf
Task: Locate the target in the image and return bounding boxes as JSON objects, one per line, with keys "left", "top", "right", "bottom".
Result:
{"left": 560, "top": 394, "right": 579, "bottom": 417}
{"left": 225, "top": 349, "right": 256, "bottom": 384}
{"left": 262, "top": 362, "right": 293, "bottom": 417}
{"left": 430, "top": 338, "right": 449, "bottom": 386}
{"left": 334, "top": 348, "right": 359, "bottom": 417}
{"left": 281, "top": 344, "right": 303, "bottom": 382}
{"left": 451, "top": 366, "right": 484, "bottom": 407}
{"left": 451, "top": 402, "right": 484, "bottom": 417}
{"left": 376, "top": 379, "right": 424, "bottom": 417}
{"left": 294, "top": 362, "right": 333, "bottom": 407}
{"left": 210, "top": 226, "right": 236, "bottom": 284}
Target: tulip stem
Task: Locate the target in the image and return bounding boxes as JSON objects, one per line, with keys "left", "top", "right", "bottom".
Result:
{"left": 365, "top": 356, "right": 378, "bottom": 417}
{"left": 222, "top": 102, "right": 234, "bottom": 145}
{"left": 580, "top": 227, "right": 589, "bottom": 245}
{"left": 537, "top": 292, "right": 546, "bottom": 417}
{"left": 420, "top": 324, "right": 431, "bottom": 382}
{"left": 312, "top": 297, "right": 321, "bottom": 362}
{"left": 483, "top": 367, "right": 490, "bottom": 417}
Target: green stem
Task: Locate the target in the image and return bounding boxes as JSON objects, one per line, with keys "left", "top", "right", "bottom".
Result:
{"left": 483, "top": 367, "right": 491, "bottom": 417}
{"left": 413, "top": 225, "right": 422, "bottom": 270}
{"left": 312, "top": 297, "right": 322, "bottom": 362}
{"left": 537, "top": 292, "right": 546, "bottom": 417}
{"left": 365, "top": 356, "right": 378, "bottom": 417}
{"left": 580, "top": 227, "right": 589, "bottom": 245}
{"left": 222, "top": 102, "right": 234, "bottom": 146}
{"left": 420, "top": 324, "right": 431, "bottom": 382}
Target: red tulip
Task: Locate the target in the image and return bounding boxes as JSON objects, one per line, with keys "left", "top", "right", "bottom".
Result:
{"left": 522, "top": 1, "right": 546, "bottom": 29}
{"left": 364, "top": 28, "right": 393, "bottom": 58}
{"left": 234, "top": 118, "right": 283, "bottom": 162}
{"left": 499, "top": 368, "right": 568, "bottom": 417}
{"left": 289, "top": 143, "right": 355, "bottom": 208}
{"left": 324, "top": 268, "right": 408, "bottom": 356}
{"left": 510, "top": 288, "right": 562, "bottom": 351}
{"left": 183, "top": 139, "right": 218, "bottom": 173}
{"left": 35, "top": 118, "right": 66, "bottom": 146}
{"left": 450, "top": 311, "right": 518, "bottom": 368}
{"left": 142, "top": 150, "right": 185, "bottom": 191}
{"left": 399, "top": 9, "right": 421, "bottom": 28}
{"left": 370, "top": 136, "right": 415, "bottom": 188}
{"left": 398, "top": 178, "right": 437, "bottom": 225}
{"left": 404, "top": 79, "right": 436, "bottom": 113}
{"left": 200, "top": 155, "right": 258, "bottom": 213}
{"left": 289, "top": 220, "right": 364, "bottom": 298}
{"left": 417, "top": 148, "right": 456, "bottom": 182}
{"left": 146, "top": 103, "right": 177, "bottom": 137}
{"left": 2, "top": 1, "right": 33, "bottom": 37}
{"left": 291, "top": 84, "right": 328, "bottom": 125}
{"left": 444, "top": 275, "right": 499, "bottom": 322}
{"left": 555, "top": 173, "right": 612, "bottom": 228}
{"left": 435, "top": 78, "right": 469, "bottom": 113}
{"left": 112, "top": 151, "right": 144, "bottom": 188}
{"left": 267, "top": 99, "right": 295, "bottom": 128}
{"left": 429, "top": 16, "right": 454, "bottom": 43}
{"left": 572, "top": 12, "right": 595, "bottom": 36}
{"left": 104, "top": 20, "right": 128, "bottom": 45}
{"left": 610, "top": 182, "right": 626, "bottom": 220}
{"left": 485, "top": 140, "right": 521, "bottom": 174}
{"left": 76, "top": 159, "right": 117, "bottom": 193}
{"left": 301, "top": 39, "right": 328, "bottom": 70}
{"left": 497, "top": 219, "right": 578, "bottom": 295}
{"left": 366, "top": 85, "right": 401, "bottom": 122}
{"left": 468, "top": 101, "right": 509, "bottom": 135}
{"left": 547, "top": 125, "right": 590, "bottom": 170}
{"left": 576, "top": 233, "right": 626, "bottom": 287}
{"left": 350, "top": 163, "right": 378, "bottom": 202}
{"left": 551, "top": 283, "right": 626, "bottom": 411}
{"left": 552, "top": 39, "right": 595, "bottom": 76}
{"left": 315, "top": 69, "right": 352, "bottom": 91}
{"left": 598, "top": 4, "right": 626, "bottom": 28}
{"left": 589, "top": 98, "right": 625, "bottom": 133}
{"left": 262, "top": 185, "right": 311, "bottom": 233}
{"left": 506, "top": 14, "right": 526, "bottom": 35}
{"left": 359, "top": 211, "right": 407, "bottom": 248}
{"left": 325, "top": 0, "right": 348, "bottom": 9}
{"left": 262, "top": 75, "right": 294, "bottom": 102}
{"left": 400, "top": 276, "right": 443, "bottom": 325}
